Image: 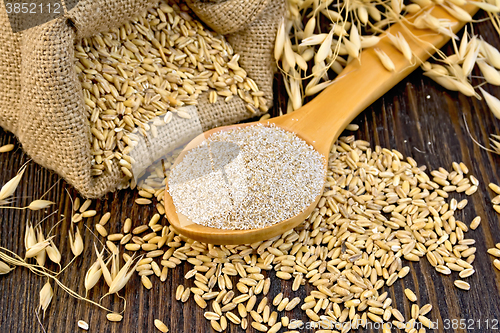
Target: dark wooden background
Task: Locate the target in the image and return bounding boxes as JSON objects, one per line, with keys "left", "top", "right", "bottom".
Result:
{"left": 1, "top": 11, "right": 500, "bottom": 333}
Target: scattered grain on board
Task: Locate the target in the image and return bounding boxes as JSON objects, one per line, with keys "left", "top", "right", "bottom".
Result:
{"left": 83, "top": 132, "right": 486, "bottom": 331}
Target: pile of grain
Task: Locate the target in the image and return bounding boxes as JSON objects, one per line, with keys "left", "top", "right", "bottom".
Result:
{"left": 74, "top": 0, "right": 266, "bottom": 179}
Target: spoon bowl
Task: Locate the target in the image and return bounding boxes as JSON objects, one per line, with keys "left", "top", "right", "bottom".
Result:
{"left": 164, "top": 121, "right": 327, "bottom": 245}
{"left": 165, "top": 4, "right": 478, "bottom": 244}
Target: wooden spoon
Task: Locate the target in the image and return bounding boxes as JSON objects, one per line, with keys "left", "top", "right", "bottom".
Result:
{"left": 164, "top": 5, "right": 478, "bottom": 245}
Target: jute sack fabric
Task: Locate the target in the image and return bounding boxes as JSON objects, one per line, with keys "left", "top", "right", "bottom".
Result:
{"left": 0, "top": 0, "right": 285, "bottom": 198}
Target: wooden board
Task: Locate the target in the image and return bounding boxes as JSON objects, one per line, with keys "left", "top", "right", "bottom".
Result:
{"left": 1, "top": 11, "right": 500, "bottom": 333}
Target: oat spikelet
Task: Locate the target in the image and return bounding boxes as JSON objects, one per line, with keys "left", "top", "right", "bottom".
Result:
{"left": 458, "top": 27, "right": 468, "bottom": 60}
{"left": 25, "top": 223, "right": 36, "bottom": 250}
{"left": 94, "top": 244, "right": 113, "bottom": 287}
{"left": 315, "top": 28, "right": 334, "bottom": 62}
{"left": 481, "top": 38, "right": 500, "bottom": 69}
{"left": 46, "top": 239, "right": 61, "bottom": 264}
{"left": 490, "top": 135, "right": 500, "bottom": 154}
{"left": 479, "top": 87, "right": 500, "bottom": 119}
{"left": 300, "top": 33, "right": 328, "bottom": 46}
{"left": 289, "top": 78, "right": 302, "bottom": 110}
{"left": 294, "top": 53, "right": 308, "bottom": 71}
{"left": 469, "top": 1, "right": 500, "bottom": 12}
{"left": 360, "top": 36, "right": 380, "bottom": 48}
{"left": 39, "top": 281, "right": 53, "bottom": 316}
{"left": 107, "top": 254, "right": 141, "bottom": 295}
{"left": 84, "top": 260, "right": 102, "bottom": 294}
{"left": 350, "top": 24, "right": 361, "bottom": 50}
{"left": 387, "top": 32, "right": 412, "bottom": 62}
{"left": 374, "top": 48, "right": 396, "bottom": 71}
{"left": 441, "top": 3, "right": 473, "bottom": 22}
{"left": 303, "top": 16, "right": 316, "bottom": 39}
{"left": 0, "top": 165, "right": 26, "bottom": 200}
{"left": 462, "top": 37, "right": 479, "bottom": 77}
{"left": 477, "top": 60, "right": 500, "bottom": 85}
{"left": 110, "top": 253, "right": 119, "bottom": 280}
{"left": 453, "top": 78, "right": 478, "bottom": 97}
{"left": 358, "top": 6, "right": 368, "bottom": 24}
{"left": 0, "top": 259, "right": 13, "bottom": 274}
{"left": 344, "top": 39, "right": 360, "bottom": 59}
{"left": 27, "top": 200, "right": 55, "bottom": 211}
{"left": 35, "top": 227, "right": 47, "bottom": 267}
{"left": 392, "top": 0, "right": 402, "bottom": 15}
{"left": 275, "top": 18, "right": 286, "bottom": 61}
{"left": 305, "top": 80, "right": 333, "bottom": 96}
{"left": 69, "top": 227, "right": 84, "bottom": 257}
{"left": 25, "top": 238, "right": 53, "bottom": 259}
{"left": 284, "top": 38, "right": 296, "bottom": 68}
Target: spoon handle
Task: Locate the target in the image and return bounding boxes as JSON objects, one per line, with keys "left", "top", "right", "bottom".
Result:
{"left": 270, "top": 5, "right": 478, "bottom": 156}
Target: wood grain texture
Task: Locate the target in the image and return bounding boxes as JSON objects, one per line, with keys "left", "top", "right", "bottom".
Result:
{"left": 1, "top": 11, "right": 500, "bottom": 333}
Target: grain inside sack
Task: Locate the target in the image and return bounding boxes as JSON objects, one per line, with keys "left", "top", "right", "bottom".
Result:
{"left": 0, "top": 0, "right": 285, "bottom": 198}
{"left": 75, "top": 1, "right": 270, "bottom": 184}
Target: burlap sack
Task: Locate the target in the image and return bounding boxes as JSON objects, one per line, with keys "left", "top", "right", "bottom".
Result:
{"left": 0, "top": 0, "right": 285, "bottom": 198}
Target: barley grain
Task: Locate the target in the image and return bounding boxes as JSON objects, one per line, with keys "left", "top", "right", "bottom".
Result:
{"left": 154, "top": 319, "right": 169, "bottom": 332}
{"left": 107, "top": 313, "right": 123, "bottom": 322}
{"left": 123, "top": 218, "right": 132, "bottom": 233}
{"left": 0, "top": 144, "right": 14, "bottom": 152}
{"left": 78, "top": 320, "right": 89, "bottom": 330}
{"left": 488, "top": 248, "right": 500, "bottom": 257}
{"left": 251, "top": 322, "right": 269, "bottom": 332}
{"left": 404, "top": 289, "right": 417, "bottom": 302}
{"left": 181, "top": 287, "right": 191, "bottom": 302}
{"left": 490, "top": 183, "right": 500, "bottom": 194}
{"left": 79, "top": 199, "right": 92, "bottom": 213}
{"left": 82, "top": 210, "right": 97, "bottom": 218}
{"left": 99, "top": 212, "right": 111, "bottom": 226}
{"left": 211, "top": 320, "right": 223, "bottom": 332}
{"left": 454, "top": 280, "right": 470, "bottom": 290}
{"left": 459, "top": 268, "right": 475, "bottom": 278}
{"left": 135, "top": 198, "right": 152, "bottom": 205}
